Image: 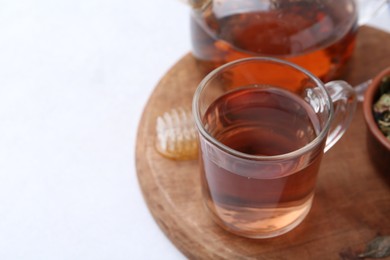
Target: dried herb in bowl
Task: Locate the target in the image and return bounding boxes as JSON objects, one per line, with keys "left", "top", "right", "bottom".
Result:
{"left": 373, "top": 76, "right": 390, "bottom": 141}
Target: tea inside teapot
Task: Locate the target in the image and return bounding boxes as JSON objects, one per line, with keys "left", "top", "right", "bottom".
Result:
{"left": 190, "top": 0, "right": 358, "bottom": 81}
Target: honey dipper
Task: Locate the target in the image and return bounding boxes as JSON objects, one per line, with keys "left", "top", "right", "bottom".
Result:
{"left": 155, "top": 108, "right": 198, "bottom": 160}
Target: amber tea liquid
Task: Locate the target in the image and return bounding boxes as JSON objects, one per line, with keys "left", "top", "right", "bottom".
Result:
{"left": 191, "top": 0, "right": 357, "bottom": 81}
{"left": 200, "top": 86, "right": 326, "bottom": 237}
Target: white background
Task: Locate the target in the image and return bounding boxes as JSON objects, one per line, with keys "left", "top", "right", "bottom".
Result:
{"left": 0, "top": 1, "right": 388, "bottom": 259}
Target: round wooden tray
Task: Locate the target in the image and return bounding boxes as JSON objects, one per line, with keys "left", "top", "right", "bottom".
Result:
{"left": 136, "top": 26, "right": 390, "bottom": 259}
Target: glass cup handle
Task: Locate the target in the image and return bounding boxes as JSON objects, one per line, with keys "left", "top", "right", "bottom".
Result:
{"left": 324, "top": 81, "right": 358, "bottom": 153}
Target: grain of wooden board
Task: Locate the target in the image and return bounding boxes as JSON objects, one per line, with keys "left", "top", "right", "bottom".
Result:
{"left": 136, "top": 26, "right": 390, "bottom": 259}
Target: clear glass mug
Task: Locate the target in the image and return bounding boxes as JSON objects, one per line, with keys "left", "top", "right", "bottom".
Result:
{"left": 189, "top": 0, "right": 358, "bottom": 82}
{"left": 192, "top": 57, "right": 357, "bottom": 238}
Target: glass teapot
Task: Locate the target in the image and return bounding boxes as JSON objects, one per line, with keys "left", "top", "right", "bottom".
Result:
{"left": 188, "top": 0, "right": 359, "bottom": 82}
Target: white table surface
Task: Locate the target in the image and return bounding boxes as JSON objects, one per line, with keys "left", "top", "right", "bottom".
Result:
{"left": 0, "top": 1, "right": 389, "bottom": 259}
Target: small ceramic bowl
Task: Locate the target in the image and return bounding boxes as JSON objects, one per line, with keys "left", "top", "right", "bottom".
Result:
{"left": 363, "top": 67, "right": 390, "bottom": 174}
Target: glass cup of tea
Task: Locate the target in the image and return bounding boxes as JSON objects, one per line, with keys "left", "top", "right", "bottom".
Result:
{"left": 192, "top": 57, "right": 357, "bottom": 238}
{"left": 190, "top": 0, "right": 358, "bottom": 82}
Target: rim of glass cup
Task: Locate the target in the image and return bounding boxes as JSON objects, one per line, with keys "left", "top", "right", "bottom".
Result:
{"left": 192, "top": 57, "right": 334, "bottom": 161}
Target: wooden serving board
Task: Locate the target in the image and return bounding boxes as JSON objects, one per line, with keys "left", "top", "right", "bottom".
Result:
{"left": 136, "top": 26, "right": 390, "bottom": 259}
